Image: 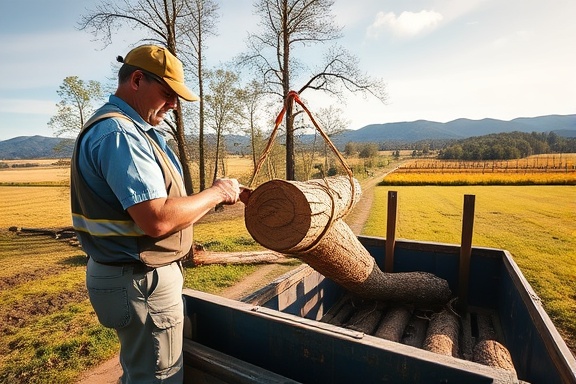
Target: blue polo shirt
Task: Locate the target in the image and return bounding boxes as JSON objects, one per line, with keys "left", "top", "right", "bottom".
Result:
{"left": 75, "top": 95, "right": 184, "bottom": 262}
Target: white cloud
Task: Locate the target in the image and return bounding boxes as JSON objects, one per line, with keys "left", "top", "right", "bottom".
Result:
{"left": 367, "top": 10, "right": 444, "bottom": 38}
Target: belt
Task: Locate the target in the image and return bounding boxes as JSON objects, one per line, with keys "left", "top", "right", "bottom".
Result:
{"left": 91, "top": 258, "right": 155, "bottom": 273}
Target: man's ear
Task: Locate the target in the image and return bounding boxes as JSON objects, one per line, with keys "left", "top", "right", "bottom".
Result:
{"left": 132, "top": 71, "right": 144, "bottom": 89}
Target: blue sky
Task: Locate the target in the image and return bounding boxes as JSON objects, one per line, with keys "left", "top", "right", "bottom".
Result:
{"left": 0, "top": 0, "right": 574, "bottom": 141}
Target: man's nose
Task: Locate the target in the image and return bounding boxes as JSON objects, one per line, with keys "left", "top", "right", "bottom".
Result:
{"left": 167, "top": 95, "right": 178, "bottom": 108}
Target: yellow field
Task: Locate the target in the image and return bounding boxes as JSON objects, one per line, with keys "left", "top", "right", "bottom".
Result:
{"left": 400, "top": 153, "right": 576, "bottom": 171}
{"left": 0, "top": 166, "right": 69, "bottom": 184}
{"left": 0, "top": 186, "right": 71, "bottom": 228}
{"left": 384, "top": 171, "right": 576, "bottom": 185}
{"left": 384, "top": 154, "right": 576, "bottom": 185}
{"left": 363, "top": 185, "right": 576, "bottom": 350}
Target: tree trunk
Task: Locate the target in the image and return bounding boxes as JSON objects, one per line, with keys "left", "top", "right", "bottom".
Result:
{"left": 245, "top": 177, "right": 451, "bottom": 306}
{"left": 174, "top": 103, "right": 194, "bottom": 194}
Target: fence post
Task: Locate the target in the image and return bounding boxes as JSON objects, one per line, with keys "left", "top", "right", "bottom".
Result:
{"left": 385, "top": 190, "right": 398, "bottom": 272}
{"left": 458, "top": 194, "right": 475, "bottom": 311}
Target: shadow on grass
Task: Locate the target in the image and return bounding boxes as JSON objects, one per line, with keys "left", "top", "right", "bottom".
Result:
{"left": 59, "top": 254, "right": 88, "bottom": 267}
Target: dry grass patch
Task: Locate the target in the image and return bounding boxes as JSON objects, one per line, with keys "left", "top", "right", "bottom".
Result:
{"left": 363, "top": 185, "right": 576, "bottom": 352}
{"left": 0, "top": 186, "right": 71, "bottom": 228}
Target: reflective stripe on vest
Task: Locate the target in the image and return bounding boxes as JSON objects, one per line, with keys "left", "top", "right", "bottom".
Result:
{"left": 72, "top": 213, "right": 145, "bottom": 237}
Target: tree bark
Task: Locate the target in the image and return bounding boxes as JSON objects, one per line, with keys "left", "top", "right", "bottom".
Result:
{"left": 374, "top": 305, "right": 413, "bottom": 342}
{"left": 473, "top": 340, "right": 517, "bottom": 374}
{"left": 423, "top": 309, "right": 460, "bottom": 357}
{"left": 191, "top": 251, "right": 293, "bottom": 266}
{"left": 245, "top": 177, "right": 451, "bottom": 306}
{"left": 472, "top": 313, "right": 517, "bottom": 373}
{"left": 345, "top": 300, "right": 385, "bottom": 334}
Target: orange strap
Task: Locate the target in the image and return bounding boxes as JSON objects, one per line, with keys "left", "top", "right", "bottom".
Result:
{"left": 248, "top": 91, "right": 356, "bottom": 217}
{"left": 249, "top": 91, "right": 354, "bottom": 186}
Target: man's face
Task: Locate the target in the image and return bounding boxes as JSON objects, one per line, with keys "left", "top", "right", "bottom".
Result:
{"left": 134, "top": 71, "right": 178, "bottom": 126}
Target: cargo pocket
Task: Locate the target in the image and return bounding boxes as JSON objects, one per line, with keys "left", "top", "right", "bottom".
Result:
{"left": 87, "top": 287, "right": 131, "bottom": 329}
{"left": 150, "top": 301, "right": 184, "bottom": 372}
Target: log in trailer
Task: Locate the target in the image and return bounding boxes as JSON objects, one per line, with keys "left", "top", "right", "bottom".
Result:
{"left": 180, "top": 236, "right": 576, "bottom": 384}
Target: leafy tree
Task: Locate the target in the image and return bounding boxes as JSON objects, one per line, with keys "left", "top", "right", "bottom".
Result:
{"left": 48, "top": 76, "right": 103, "bottom": 137}
{"left": 240, "top": 0, "right": 387, "bottom": 180}
{"left": 359, "top": 143, "right": 379, "bottom": 159}
{"left": 203, "top": 68, "right": 244, "bottom": 183}
{"left": 238, "top": 80, "right": 267, "bottom": 173}
{"left": 440, "top": 131, "right": 575, "bottom": 160}
{"left": 314, "top": 105, "right": 348, "bottom": 174}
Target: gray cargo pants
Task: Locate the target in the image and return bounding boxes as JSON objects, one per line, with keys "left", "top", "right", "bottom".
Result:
{"left": 86, "top": 258, "right": 184, "bottom": 383}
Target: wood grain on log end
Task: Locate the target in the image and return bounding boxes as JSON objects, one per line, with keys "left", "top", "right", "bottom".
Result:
{"left": 245, "top": 177, "right": 361, "bottom": 253}
{"left": 245, "top": 180, "right": 312, "bottom": 252}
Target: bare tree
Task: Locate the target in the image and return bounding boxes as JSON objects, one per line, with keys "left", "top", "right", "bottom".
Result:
{"left": 179, "top": 0, "right": 219, "bottom": 191}
{"left": 79, "top": 0, "right": 219, "bottom": 194}
{"left": 48, "top": 76, "right": 103, "bottom": 137}
{"left": 240, "top": 0, "right": 387, "bottom": 180}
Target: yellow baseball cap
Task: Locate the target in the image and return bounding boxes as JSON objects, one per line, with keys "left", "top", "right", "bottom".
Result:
{"left": 123, "top": 45, "right": 199, "bottom": 102}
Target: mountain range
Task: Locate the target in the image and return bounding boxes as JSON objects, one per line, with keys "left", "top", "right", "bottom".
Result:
{"left": 1, "top": 114, "right": 574, "bottom": 160}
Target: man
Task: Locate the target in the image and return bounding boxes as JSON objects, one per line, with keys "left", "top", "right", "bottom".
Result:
{"left": 70, "top": 44, "right": 241, "bottom": 383}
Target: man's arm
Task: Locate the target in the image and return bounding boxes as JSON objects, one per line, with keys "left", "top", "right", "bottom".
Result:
{"left": 127, "top": 178, "right": 240, "bottom": 238}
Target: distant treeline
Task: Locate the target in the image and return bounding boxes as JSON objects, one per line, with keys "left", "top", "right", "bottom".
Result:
{"left": 438, "top": 131, "right": 576, "bottom": 160}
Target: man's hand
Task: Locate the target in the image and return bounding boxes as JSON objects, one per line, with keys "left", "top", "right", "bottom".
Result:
{"left": 212, "top": 178, "right": 240, "bottom": 205}
{"left": 239, "top": 186, "right": 252, "bottom": 205}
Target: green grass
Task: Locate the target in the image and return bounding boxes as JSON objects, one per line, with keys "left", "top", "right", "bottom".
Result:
{"left": 2, "top": 178, "right": 575, "bottom": 381}
{"left": 183, "top": 264, "right": 259, "bottom": 293}
{"left": 363, "top": 185, "right": 576, "bottom": 349}
{"left": 0, "top": 228, "right": 266, "bottom": 383}
{"left": 194, "top": 217, "right": 261, "bottom": 252}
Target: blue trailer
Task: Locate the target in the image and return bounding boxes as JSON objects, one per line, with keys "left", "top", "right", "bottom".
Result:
{"left": 181, "top": 236, "right": 576, "bottom": 384}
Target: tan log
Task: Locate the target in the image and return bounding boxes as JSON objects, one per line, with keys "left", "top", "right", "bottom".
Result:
{"left": 245, "top": 177, "right": 362, "bottom": 253}
{"left": 473, "top": 340, "right": 517, "bottom": 374}
{"left": 191, "top": 251, "right": 293, "bottom": 266}
{"left": 423, "top": 309, "right": 460, "bottom": 357}
{"left": 473, "top": 313, "right": 517, "bottom": 374}
{"left": 374, "top": 305, "right": 414, "bottom": 342}
{"left": 245, "top": 177, "right": 451, "bottom": 306}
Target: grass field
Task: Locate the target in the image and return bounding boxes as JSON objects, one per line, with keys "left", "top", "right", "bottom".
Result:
{"left": 363, "top": 185, "right": 576, "bottom": 351}
{"left": 0, "top": 161, "right": 276, "bottom": 383}
{"left": 1, "top": 155, "right": 575, "bottom": 382}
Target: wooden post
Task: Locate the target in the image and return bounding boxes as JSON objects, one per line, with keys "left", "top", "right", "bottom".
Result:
{"left": 458, "top": 194, "right": 475, "bottom": 311}
{"left": 385, "top": 191, "right": 397, "bottom": 272}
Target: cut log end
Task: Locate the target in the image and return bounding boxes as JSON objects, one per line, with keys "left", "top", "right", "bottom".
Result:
{"left": 423, "top": 309, "right": 460, "bottom": 357}
{"left": 473, "top": 340, "right": 517, "bottom": 374}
